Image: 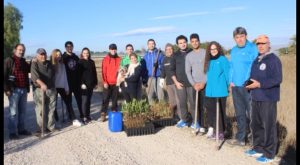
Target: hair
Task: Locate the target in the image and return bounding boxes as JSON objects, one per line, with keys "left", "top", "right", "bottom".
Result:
{"left": 233, "top": 27, "right": 247, "bottom": 37}
{"left": 203, "top": 41, "right": 225, "bottom": 73}
{"left": 126, "top": 44, "right": 134, "bottom": 50}
{"left": 14, "top": 43, "right": 26, "bottom": 50}
{"left": 80, "top": 47, "right": 91, "bottom": 59}
{"left": 165, "top": 43, "right": 173, "bottom": 50}
{"left": 147, "top": 39, "right": 156, "bottom": 45}
{"left": 129, "top": 53, "right": 137, "bottom": 59}
{"left": 50, "top": 49, "right": 63, "bottom": 65}
{"left": 65, "top": 41, "right": 74, "bottom": 47}
{"left": 176, "top": 35, "right": 188, "bottom": 44}
{"left": 190, "top": 33, "right": 200, "bottom": 41}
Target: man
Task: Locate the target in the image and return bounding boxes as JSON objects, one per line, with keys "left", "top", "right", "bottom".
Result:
{"left": 31, "top": 48, "right": 58, "bottom": 135}
{"left": 170, "top": 35, "right": 194, "bottom": 129}
{"left": 244, "top": 35, "right": 282, "bottom": 163}
{"left": 185, "top": 33, "right": 207, "bottom": 133}
{"left": 227, "top": 27, "right": 258, "bottom": 146}
{"left": 143, "top": 39, "right": 165, "bottom": 105}
{"left": 62, "top": 41, "right": 84, "bottom": 125}
{"left": 4, "top": 44, "right": 32, "bottom": 140}
{"left": 100, "top": 43, "right": 121, "bottom": 122}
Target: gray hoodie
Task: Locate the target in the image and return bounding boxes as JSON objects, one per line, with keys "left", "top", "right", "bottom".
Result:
{"left": 185, "top": 49, "right": 207, "bottom": 86}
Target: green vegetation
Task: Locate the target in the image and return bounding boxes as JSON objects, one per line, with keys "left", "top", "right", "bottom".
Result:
{"left": 278, "top": 35, "right": 296, "bottom": 56}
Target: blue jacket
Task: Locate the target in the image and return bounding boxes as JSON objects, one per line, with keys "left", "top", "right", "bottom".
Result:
{"left": 249, "top": 53, "right": 282, "bottom": 102}
{"left": 143, "top": 48, "right": 164, "bottom": 77}
{"left": 205, "top": 55, "right": 230, "bottom": 97}
{"left": 229, "top": 40, "right": 258, "bottom": 86}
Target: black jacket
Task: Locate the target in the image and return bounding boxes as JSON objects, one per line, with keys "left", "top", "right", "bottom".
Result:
{"left": 160, "top": 55, "right": 174, "bottom": 85}
{"left": 62, "top": 52, "right": 81, "bottom": 90}
{"left": 170, "top": 48, "right": 192, "bottom": 87}
{"left": 124, "top": 64, "right": 143, "bottom": 93}
{"left": 78, "top": 59, "right": 98, "bottom": 89}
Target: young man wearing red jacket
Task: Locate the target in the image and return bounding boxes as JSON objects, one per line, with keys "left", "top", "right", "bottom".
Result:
{"left": 100, "top": 43, "right": 121, "bottom": 122}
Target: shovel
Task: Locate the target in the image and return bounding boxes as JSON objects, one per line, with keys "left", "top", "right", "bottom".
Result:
{"left": 41, "top": 91, "right": 45, "bottom": 138}
{"left": 192, "top": 90, "right": 199, "bottom": 135}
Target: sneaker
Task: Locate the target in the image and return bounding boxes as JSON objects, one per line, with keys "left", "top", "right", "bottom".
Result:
{"left": 190, "top": 122, "right": 200, "bottom": 129}
{"left": 72, "top": 119, "right": 83, "bottom": 127}
{"left": 256, "top": 156, "right": 274, "bottom": 163}
{"left": 18, "top": 130, "right": 32, "bottom": 136}
{"left": 99, "top": 112, "right": 107, "bottom": 122}
{"left": 206, "top": 127, "right": 214, "bottom": 137}
{"left": 245, "top": 149, "right": 263, "bottom": 158}
{"left": 176, "top": 120, "right": 188, "bottom": 128}
{"left": 199, "top": 127, "right": 205, "bottom": 133}
{"left": 207, "top": 133, "right": 216, "bottom": 140}
{"left": 83, "top": 117, "right": 92, "bottom": 124}
{"left": 227, "top": 139, "right": 246, "bottom": 146}
{"left": 9, "top": 133, "right": 19, "bottom": 140}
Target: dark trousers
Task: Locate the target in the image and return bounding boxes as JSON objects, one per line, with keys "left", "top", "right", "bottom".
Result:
{"left": 82, "top": 88, "right": 93, "bottom": 119}
{"left": 176, "top": 86, "right": 195, "bottom": 123}
{"left": 122, "top": 87, "right": 137, "bottom": 103}
{"left": 56, "top": 88, "right": 76, "bottom": 121}
{"left": 232, "top": 86, "right": 251, "bottom": 142}
{"left": 197, "top": 89, "right": 206, "bottom": 128}
{"left": 251, "top": 101, "right": 278, "bottom": 159}
{"left": 67, "top": 87, "right": 83, "bottom": 118}
{"left": 101, "top": 84, "right": 119, "bottom": 113}
{"left": 206, "top": 97, "right": 227, "bottom": 133}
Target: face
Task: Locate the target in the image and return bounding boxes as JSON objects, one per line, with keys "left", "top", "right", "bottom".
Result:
{"left": 234, "top": 34, "right": 247, "bottom": 47}
{"left": 177, "top": 39, "right": 187, "bottom": 51}
{"left": 126, "top": 46, "right": 134, "bottom": 55}
{"left": 210, "top": 44, "right": 219, "bottom": 56}
{"left": 109, "top": 49, "right": 117, "bottom": 55}
{"left": 190, "top": 38, "right": 200, "bottom": 50}
{"left": 147, "top": 41, "right": 155, "bottom": 51}
{"left": 82, "top": 49, "right": 89, "bottom": 60}
{"left": 130, "top": 55, "right": 137, "bottom": 64}
{"left": 14, "top": 45, "right": 25, "bottom": 57}
{"left": 65, "top": 44, "right": 73, "bottom": 53}
{"left": 37, "top": 53, "right": 47, "bottom": 62}
{"left": 165, "top": 46, "right": 173, "bottom": 57}
{"left": 55, "top": 51, "right": 62, "bottom": 61}
{"left": 257, "top": 42, "right": 270, "bottom": 55}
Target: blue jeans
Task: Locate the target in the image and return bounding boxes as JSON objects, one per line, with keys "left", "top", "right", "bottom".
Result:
{"left": 8, "top": 88, "right": 28, "bottom": 134}
{"left": 232, "top": 86, "right": 251, "bottom": 142}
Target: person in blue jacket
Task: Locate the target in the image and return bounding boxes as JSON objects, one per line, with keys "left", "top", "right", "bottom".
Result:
{"left": 204, "top": 41, "right": 229, "bottom": 141}
{"left": 227, "top": 27, "right": 258, "bottom": 146}
{"left": 244, "top": 35, "right": 282, "bottom": 163}
{"left": 143, "top": 39, "right": 165, "bottom": 105}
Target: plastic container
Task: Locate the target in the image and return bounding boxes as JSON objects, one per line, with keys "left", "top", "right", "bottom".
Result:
{"left": 108, "top": 111, "right": 123, "bottom": 132}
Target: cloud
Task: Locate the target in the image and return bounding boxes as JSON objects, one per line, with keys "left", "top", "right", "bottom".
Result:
{"left": 221, "top": 6, "right": 246, "bottom": 12}
{"left": 150, "top": 12, "right": 211, "bottom": 20}
{"left": 112, "top": 26, "right": 176, "bottom": 37}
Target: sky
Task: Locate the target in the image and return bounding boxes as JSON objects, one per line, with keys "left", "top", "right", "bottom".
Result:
{"left": 4, "top": 0, "right": 296, "bottom": 56}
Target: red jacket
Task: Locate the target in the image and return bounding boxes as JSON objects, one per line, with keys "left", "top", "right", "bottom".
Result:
{"left": 101, "top": 54, "right": 121, "bottom": 85}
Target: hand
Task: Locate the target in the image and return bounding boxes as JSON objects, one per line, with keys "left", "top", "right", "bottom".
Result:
{"left": 41, "top": 84, "right": 48, "bottom": 92}
{"left": 81, "top": 84, "right": 87, "bottom": 89}
{"left": 159, "top": 78, "right": 165, "bottom": 88}
{"left": 193, "top": 83, "right": 200, "bottom": 91}
{"left": 5, "top": 91, "right": 11, "bottom": 97}
{"left": 245, "top": 79, "right": 260, "bottom": 89}
{"left": 104, "top": 83, "right": 109, "bottom": 89}
{"left": 175, "top": 81, "right": 184, "bottom": 89}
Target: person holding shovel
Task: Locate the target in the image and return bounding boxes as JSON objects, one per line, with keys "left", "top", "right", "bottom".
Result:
{"left": 31, "top": 48, "right": 59, "bottom": 136}
{"left": 203, "top": 41, "right": 230, "bottom": 141}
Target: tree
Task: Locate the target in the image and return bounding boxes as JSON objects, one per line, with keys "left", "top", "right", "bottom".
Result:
{"left": 4, "top": 3, "right": 23, "bottom": 59}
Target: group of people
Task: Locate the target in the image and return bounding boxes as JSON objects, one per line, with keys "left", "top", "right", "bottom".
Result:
{"left": 4, "top": 26, "right": 282, "bottom": 163}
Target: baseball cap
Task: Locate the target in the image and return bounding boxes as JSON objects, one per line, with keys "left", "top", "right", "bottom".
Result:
{"left": 36, "top": 48, "right": 47, "bottom": 55}
{"left": 256, "top": 34, "right": 270, "bottom": 44}
{"left": 109, "top": 43, "right": 117, "bottom": 50}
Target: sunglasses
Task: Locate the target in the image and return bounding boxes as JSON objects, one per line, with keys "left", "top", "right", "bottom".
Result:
{"left": 256, "top": 42, "right": 268, "bottom": 45}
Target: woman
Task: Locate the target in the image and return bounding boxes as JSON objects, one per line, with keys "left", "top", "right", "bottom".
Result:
{"left": 160, "top": 43, "right": 178, "bottom": 118}
{"left": 78, "top": 47, "right": 98, "bottom": 124}
{"left": 120, "top": 53, "right": 143, "bottom": 103}
{"left": 204, "top": 41, "right": 229, "bottom": 140}
{"left": 50, "top": 49, "right": 83, "bottom": 127}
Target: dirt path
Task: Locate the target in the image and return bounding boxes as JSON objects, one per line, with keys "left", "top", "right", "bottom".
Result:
{"left": 3, "top": 91, "right": 283, "bottom": 165}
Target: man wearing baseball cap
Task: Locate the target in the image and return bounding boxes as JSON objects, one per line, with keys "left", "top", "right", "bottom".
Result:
{"left": 244, "top": 35, "right": 282, "bottom": 163}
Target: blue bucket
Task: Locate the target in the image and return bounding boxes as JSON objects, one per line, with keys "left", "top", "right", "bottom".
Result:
{"left": 108, "top": 111, "right": 123, "bottom": 132}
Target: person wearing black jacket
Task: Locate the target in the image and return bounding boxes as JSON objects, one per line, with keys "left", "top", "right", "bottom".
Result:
{"left": 120, "top": 53, "right": 143, "bottom": 102}
{"left": 78, "top": 47, "right": 98, "bottom": 124}
{"left": 62, "top": 41, "right": 84, "bottom": 122}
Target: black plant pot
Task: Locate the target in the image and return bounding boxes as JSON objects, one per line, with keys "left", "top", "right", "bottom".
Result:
{"left": 151, "top": 118, "right": 176, "bottom": 128}
{"left": 124, "top": 122, "right": 155, "bottom": 137}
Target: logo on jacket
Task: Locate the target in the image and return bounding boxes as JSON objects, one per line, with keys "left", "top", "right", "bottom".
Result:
{"left": 259, "top": 63, "right": 266, "bottom": 70}
{"left": 68, "top": 59, "right": 77, "bottom": 71}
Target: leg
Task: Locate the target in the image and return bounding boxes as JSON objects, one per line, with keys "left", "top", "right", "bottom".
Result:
{"left": 86, "top": 88, "right": 93, "bottom": 119}
{"left": 157, "top": 77, "right": 165, "bottom": 102}
{"left": 81, "top": 89, "right": 88, "bottom": 118}
{"left": 147, "top": 78, "right": 156, "bottom": 105}
{"left": 251, "top": 101, "right": 265, "bottom": 154}
{"left": 186, "top": 87, "right": 196, "bottom": 123}
{"left": 198, "top": 88, "right": 206, "bottom": 128}
{"left": 8, "top": 88, "right": 21, "bottom": 135}
{"left": 17, "top": 88, "right": 28, "bottom": 132}
{"left": 176, "top": 87, "right": 189, "bottom": 122}
{"left": 57, "top": 88, "right": 76, "bottom": 120}
{"left": 219, "top": 97, "right": 227, "bottom": 133}
{"left": 232, "top": 87, "right": 247, "bottom": 142}
{"left": 111, "top": 85, "right": 119, "bottom": 111}
{"left": 34, "top": 88, "right": 44, "bottom": 130}
{"left": 47, "top": 89, "right": 57, "bottom": 131}
{"left": 206, "top": 97, "right": 216, "bottom": 130}
{"left": 101, "top": 87, "right": 111, "bottom": 113}
{"left": 73, "top": 87, "right": 83, "bottom": 118}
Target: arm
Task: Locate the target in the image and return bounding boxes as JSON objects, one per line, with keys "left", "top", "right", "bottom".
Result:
{"left": 93, "top": 61, "right": 98, "bottom": 87}
{"left": 222, "top": 57, "right": 230, "bottom": 87}
{"left": 31, "top": 62, "right": 47, "bottom": 91}
{"left": 185, "top": 55, "right": 196, "bottom": 86}
{"left": 63, "top": 65, "right": 69, "bottom": 93}
{"left": 101, "top": 58, "right": 108, "bottom": 88}
{"left": 160, "top": 58, "right": 166, "bottom": 78}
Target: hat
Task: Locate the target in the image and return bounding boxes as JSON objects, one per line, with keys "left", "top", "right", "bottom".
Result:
{"left": 256, "top": 34, "right": 270, "bottom": 43}
{"left": 36, "top": 48, "right": 47, "bottom": 55}
{"left": 109, "top": 43, "right": 117, "bottom": 50}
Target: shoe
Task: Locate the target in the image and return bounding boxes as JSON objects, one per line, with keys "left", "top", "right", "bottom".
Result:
{"left": 227, "top": 139, "right": 245, "bottom": 146}
{"left": 18, "top": 130, "right": 32, "bottom": 136}
{"left": 72, "top": 119, "right": 83, "bottom": 127}
{"left": 256, "top": 156, "right": 274, "bottom": 163}
{"left": 199, "top": 127, "right": 205, "bottom": 133}
{"left": 48, "top": 128, "right": 60, "bottom": 132}
{"left": 207, "top": 133, "right": 216, "bottom": 140}
{"left": 190, "top": 122, "right": 200, "bottom": 129}
{"left": 99, "top": 112, "right": 106, "bottom": 122}
{"left": 176, "top": 120, "right": 188, "bottom": 128}
{"left": 9, "top": 133, "right": 19, "bottom": 140}
{"left": 245, "top": 149, "right": 263, "bottom": 158}
{"left": 83, "top": 117, "right": 92, "bottom": 124}
{"left": 206, "top": 127, "right": 214, "bottom": 137}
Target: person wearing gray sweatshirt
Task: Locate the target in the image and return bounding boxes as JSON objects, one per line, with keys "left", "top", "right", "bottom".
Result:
{"left": 185, "top": 33, "right": 207, "bottom": 134}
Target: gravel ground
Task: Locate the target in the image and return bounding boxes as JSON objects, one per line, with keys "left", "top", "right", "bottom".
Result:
{"left": 3, "top": 90, "right": 283, "bottom": 165}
